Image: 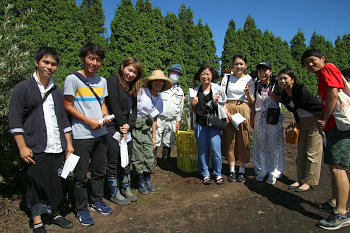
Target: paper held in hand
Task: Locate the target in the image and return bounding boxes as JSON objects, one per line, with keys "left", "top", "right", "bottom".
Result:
{"left": 231, "top": 113, "right": 246, "bottom": 130}
{"left": 61, "top": 153, "right": 80, "bottom": 179}
{"left": 98, "top": 114, "right": 115, "bottom": 124}
{"left": 188, "top": 88, "right": 195, "bottom": 98}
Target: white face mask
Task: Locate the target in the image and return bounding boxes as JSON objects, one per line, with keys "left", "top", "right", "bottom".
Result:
{"left": 169, "top": 73, "right": 180, "bottom": 83}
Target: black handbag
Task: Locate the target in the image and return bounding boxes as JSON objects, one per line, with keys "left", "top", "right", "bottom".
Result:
{"left": 207, "top": 111, "right": 226, "bottom": 130}
{"left": 266, "top": 108, "right": 280, "bottom": 124}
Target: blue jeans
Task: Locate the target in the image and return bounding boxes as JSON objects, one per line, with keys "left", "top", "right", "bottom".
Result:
{"left": 194, "top": 123, "right": 223, "bottom": 178}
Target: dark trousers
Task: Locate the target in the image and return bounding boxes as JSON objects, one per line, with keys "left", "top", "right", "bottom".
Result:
{"left": 106, "top": 124, "right": 132, "bottom": 177}
{"left": 72, "top": 135, "right": 107, "bottom": 213}
{"left": 24, "top": 152, "right": 67, "bottom": 217}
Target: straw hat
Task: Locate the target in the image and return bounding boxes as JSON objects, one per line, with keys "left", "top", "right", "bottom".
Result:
{"left": 143, "top": 70, "right": 173, "bottom": 92}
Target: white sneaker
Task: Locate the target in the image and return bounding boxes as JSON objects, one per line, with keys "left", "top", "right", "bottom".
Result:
{"left": 266, "top": 176, "right": 276, "bottom": 185}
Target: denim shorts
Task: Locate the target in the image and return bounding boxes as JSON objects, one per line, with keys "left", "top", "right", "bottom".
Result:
{"left": 325, "top": 127, "right": 350, "bottom": 167}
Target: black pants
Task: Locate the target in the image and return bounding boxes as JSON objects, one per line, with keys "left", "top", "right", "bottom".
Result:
{"left": 106, "top": 123, "right": 132, "bottom": 177}
{"left": 24, "top": 152, "right": 67, "bottom": 217}
{"left": 72, "top": 135, "right": 107, "bottom": 213}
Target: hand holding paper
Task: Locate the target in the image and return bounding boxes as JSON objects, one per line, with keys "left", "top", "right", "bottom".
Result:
{"left": 61, "top": 153, "right": 80, "bottom": 179}
{"left": 98, "top": 114, "right": 115, "bottom": 124}
{"left": 231, "top": 113, "right": 246, "bottom": 130}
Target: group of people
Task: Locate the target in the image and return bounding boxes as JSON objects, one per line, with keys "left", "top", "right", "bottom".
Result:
{"left": 8, "top": 43, "right": 184, "bottom": 232}
{"left": 189, "top": 55, "right": 285, "bottom": 186}
{"left": 8, "top": 43, "right": 350, "bottom": 231}
{"left": 189, "top": 51, "right": 350, "bottom": 230}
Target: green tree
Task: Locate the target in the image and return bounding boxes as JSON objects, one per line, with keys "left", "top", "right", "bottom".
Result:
{"left": 290, "top": 29, "right": 317, "bottom": 94}
{"left": 109, "top": 0, "right": 138, "bottom": 75}
{"left": 134, "top": 0, "right": 169, "bottom": 76}
{"left": 0, "top": 4, "right": 34, "bottom": 185}
{"left": 221, "top": 19, "right": 237, "bottom": 74}
{"left": 17, "top": 0, "right": 85, "bottom": 88}
{"left": 240, "top": 15, "right": 263, "bottom": 74}
{"left": 272, "top": 37, "right": 295, "bottom": 73}
{"left": 195, "top": 20, "right": 220, "bottom": 70}
{"left": 79, "top": 0, "right": 110, "bottom": 78}
{"left": 335, "top": 34, "right": 350, "bottom": 70}
{"left": 261, "top": 30, "right": 276, "bottom": 64}
{"left": 309, "top": 31, "right": 336, "bottom": 65}
{"left": 177, "top": 4, "right": 199, "bottom": 88}
{"left": 164, "top": 12, "right": 185, "bottom": 72}
{"left": 290, "top": 29, "right": 306, "bottom": 62}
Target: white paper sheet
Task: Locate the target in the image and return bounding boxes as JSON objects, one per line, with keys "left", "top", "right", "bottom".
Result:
{"left": 113, "top": 131, "right": 132, "bottom": 144}
{"left": 61, "top": 153, "right": 80, "bottom": 179}
{"left": 98, "top": 114, "right": 115, "bottom": 124}
{"left": 120, "top": 138, "right": 129, "bottom": 168}
{"left": 188, "top": 88, "right": 195, "bottom": 98}
{"left": 231, "top": 113, "right": 246, "bottom": 130}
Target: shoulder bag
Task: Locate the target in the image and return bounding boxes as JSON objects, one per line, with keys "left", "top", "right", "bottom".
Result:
{"left": 197, "top": 85, "right": 226, "bottom": 131}
{"left": 71, "top": 72, "right": 102, "bottom": 107}
{"left": 332, "top": 75, "right": 350, "bottom": 131}
{"left": 285, "top": 118, "right": 299, "bottom": 144}
{"left": 207, "top": 110, "right": 226, "bottom": 130}
{"left": 24, "top": 87, "right": 54, "bottom": 125}
{"left": 266, "top": 83, "right": 280, "bottom": 124}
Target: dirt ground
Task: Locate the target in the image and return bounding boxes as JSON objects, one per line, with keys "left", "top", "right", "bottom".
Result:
{"left": 1, "top": 112, "right": 350, "bottom": 233}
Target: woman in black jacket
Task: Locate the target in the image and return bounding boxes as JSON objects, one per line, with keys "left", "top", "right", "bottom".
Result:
{"left": 105, "top": 57, "right": 144, "bottom": 205}
{"left": 278, "top": 68, "right": 323, "bottom": 192}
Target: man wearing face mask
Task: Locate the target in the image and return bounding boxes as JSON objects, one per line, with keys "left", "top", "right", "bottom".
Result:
{"left": 153, "top": 64, "right": 184, "bottom": 171}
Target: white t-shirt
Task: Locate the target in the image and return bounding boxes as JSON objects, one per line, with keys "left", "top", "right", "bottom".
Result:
{"left": 137, "top": 88, "right": 163, "bottom": 118}
{"left": 221, "top": 74, "right": 255, "bottom": 102}
{"left": 290, "top": 101, "right": 314, "bottom": 117}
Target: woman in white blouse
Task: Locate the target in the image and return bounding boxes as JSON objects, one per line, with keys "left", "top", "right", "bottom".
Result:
{"left": 221, "top": 53, "right": 255, "bottom": 183}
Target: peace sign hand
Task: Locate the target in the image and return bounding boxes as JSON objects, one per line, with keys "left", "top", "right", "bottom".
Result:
{"left": 244, "top": 82, "right": 252, "bottom": 95}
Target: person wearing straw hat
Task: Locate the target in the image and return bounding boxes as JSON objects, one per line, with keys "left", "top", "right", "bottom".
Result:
{"left": 154, "top": 64, "right": 184, "bottom": 172}
{"left": 132, "top": 70, "right": 172, "bottom": 194}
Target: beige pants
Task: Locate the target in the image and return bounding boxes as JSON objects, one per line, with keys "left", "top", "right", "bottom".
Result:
{"left": 296, "top": 115, "right": 323, "bottom": 185}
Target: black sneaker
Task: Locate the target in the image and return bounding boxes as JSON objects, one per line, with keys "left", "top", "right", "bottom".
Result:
{"left": 237, "top": 173, "right": 246, "bottom": 182}
{"left": 33, "top": 223, "right": 46, "bottom": 233}
{"left": 318, "top": 210, "right": 350, "bottom": 230}
{"left": 52, "top": 215, "right": 73, "bottom": 229}
{"left": 315, "top": 199, "right": 336, "bottom": 213}
{"left": 227, "top": 172, "right": 236, "bottom": 182}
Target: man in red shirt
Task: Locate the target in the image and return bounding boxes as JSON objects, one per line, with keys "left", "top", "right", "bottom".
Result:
{"left": 301, "top": 49, "right": 350, "bottom": 230}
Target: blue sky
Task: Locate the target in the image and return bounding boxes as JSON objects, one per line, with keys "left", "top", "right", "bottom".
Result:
{"left": 76, "top": 0, "right": 350, "bottom": 58}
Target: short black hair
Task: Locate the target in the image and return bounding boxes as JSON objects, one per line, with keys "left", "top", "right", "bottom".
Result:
{"left": 232, "top": 52, "right": 247, "bottom": 64}
{"left": 35, "top": 47, "right": 60, "bottom": 65}
{"left": 341, "top": 68, "right": 350, "bottom": 77}
{"left": 300, "top": 49, "right": 324, "bottom": 66}
{"left": 80, "top": 42, "right": 105, "bottom": 60}
{"left": 342, "top": 68, "right": 350, "bottom": 81}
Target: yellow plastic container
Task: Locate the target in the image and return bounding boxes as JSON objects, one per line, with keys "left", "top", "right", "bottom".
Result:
{"left": 176, "top": 130, "right": 197, "bottom": 153}
{"left": 177, "top": 151, "right": 199, "bottom": 173}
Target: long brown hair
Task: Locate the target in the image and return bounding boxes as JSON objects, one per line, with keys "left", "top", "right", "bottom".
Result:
{"left": 117, "top": 57, "right": 144, "bottom": 97}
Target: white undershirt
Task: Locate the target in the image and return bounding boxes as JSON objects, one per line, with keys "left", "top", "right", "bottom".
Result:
{"left": 290, "top": 101, "right": 314, "bottom": 118}
{"left": 137, "top": 88, "right": 163, "bottom": 118}
{"left": 33, "top": 72, "right": 63, "bottom": 153}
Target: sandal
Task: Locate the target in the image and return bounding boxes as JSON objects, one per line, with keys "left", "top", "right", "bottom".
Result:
{"left": 215, "top": 176, "right": 224, "bottom": 185}
{"left": 202, "top": 176, "right": 212, "bottom": 185}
